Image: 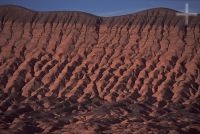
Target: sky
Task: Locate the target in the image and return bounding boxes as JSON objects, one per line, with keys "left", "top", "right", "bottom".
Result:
{"left": 0, "top": 0, "right": 199, "bottom": 16}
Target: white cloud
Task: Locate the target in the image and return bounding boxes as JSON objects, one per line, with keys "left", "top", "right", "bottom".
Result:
{"left": 98, "top": 8, "right": 147, "bottom": 17}
{"left": 98, "top": 9, "right": 133, "bottom": 16}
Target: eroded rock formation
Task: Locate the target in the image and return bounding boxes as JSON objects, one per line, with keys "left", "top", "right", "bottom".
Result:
{"left": 0, "top": 5, "right": 200, "bottom": 133}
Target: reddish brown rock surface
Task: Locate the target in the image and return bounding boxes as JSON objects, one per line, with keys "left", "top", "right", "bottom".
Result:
{"left": 0, "top": 5, "right": 200, "bottom": 133}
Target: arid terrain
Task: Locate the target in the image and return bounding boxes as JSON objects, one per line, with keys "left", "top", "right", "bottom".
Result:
{"left": 0, "top": 5, "right": 200, "bottom": 134}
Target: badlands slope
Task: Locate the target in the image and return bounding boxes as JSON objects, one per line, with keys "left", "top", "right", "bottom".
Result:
{"left": 0, "top": 5, "right": 200, "bottom": 133}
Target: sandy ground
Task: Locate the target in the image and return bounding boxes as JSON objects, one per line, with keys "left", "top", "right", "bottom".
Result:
{"left": 0, "top": 5, "right": 200, "bottom": 133}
